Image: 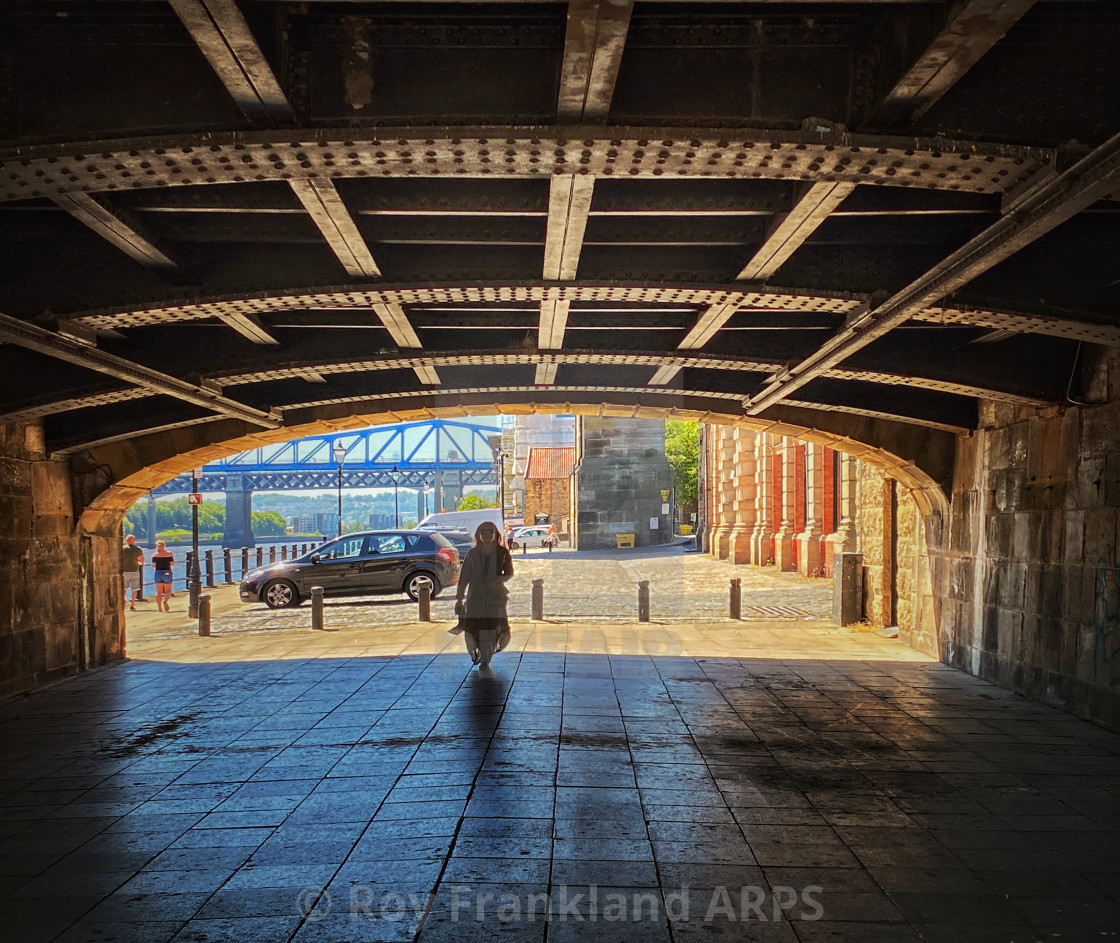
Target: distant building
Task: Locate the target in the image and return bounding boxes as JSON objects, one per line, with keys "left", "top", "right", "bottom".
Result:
{"left": 509, "top": 415, "right": 575, "bottom": 520}
{"left": 367, "top": 512, "right": 395, "bottom": 529}
{"left": 524, "top": 447, "right": 576, "bottom": 533}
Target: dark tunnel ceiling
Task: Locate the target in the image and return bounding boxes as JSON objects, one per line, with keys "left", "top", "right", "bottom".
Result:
{"left": 0, "top": 0, "right": 1117, "bottom": 452}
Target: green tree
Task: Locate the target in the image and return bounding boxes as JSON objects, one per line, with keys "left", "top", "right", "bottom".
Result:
{"left": 665, "top": 420, "right": 700, "bottom": 515}
{"left": 252, "top": 510, "right": 287, "bottom": 537}
{"left": 457, "top": 492, "right": 497, "bottom": 511}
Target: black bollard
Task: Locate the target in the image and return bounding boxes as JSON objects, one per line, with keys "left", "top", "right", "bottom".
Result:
{"left": 269, "top": 546, "right": 276, "bottom": 563}
{"left": 311, "top": 586, "right": 325, "bottom": 631}
{"left": 730, "top": 577, "right": 742, "bottom": 620}
{"left": 241, "top": 547, "right": 249, "bottom": 578}
{"left": 418, "top": 584, "right": 431, "bottom": 622}
{"left": 198, "top": 593, "right": 211, "bottom": 636}
{"left": 223, "top": 548, "right": 232, "bottom": 585}
{"left": 638, "top": 581, "right": 650, "bottom": 622}
{"left": 531, "top": 578, "right": 544, "bottom": 620}
{"left": 204, "top": 550, "right": 216, "bottom": 588}
{"left": 256, "top": 547, "right": 264, "bottom": 567}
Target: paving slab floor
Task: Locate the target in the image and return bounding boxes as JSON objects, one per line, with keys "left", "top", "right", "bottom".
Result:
{"left": 3, "top": 581, "right": 1120, "bottom": 942}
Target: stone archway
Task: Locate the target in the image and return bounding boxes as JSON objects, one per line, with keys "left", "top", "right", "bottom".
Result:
{"left": 2, "top": 394, "right": 957, "bottom": 698}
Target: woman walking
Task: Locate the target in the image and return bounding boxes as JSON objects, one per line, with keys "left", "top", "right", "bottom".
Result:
{"left": 454, "top": 521, "right": 513, "bottom": 670}
{"left": 151, "top": 540, "right": 175, "bottom": 612}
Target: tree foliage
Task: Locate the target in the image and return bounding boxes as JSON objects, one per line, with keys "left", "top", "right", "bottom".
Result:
{"left": 665, "top": 420, "right": 700, "bottom": 513}
{"left": 457, "top": 492, "right": 497, "bottom": 511}
{"left": 252, "top": 510, "right": 287, "bottom": 537}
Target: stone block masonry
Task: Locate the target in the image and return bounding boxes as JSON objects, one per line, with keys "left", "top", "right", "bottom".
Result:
{"left": 0, "top": 420, "right": 123, "bottom": 698}
{"left": 573, "top": 417, "right": 673, "bottom": 550}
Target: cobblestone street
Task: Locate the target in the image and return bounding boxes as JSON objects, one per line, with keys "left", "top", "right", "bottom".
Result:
{"left": 126, "top": 547, "right": 834, "bottom": 643}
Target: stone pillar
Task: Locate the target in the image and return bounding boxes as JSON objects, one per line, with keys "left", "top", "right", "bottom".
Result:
{"left": 698, "top": 425, "right": 711, "bottom": 553}
{"left": 773, "top": 437, "right": 797, "bottom": 572}
{"left": 223, "top": 474, "right": 255, "bottom": 549}
{"left": 750, "top": 433, "right": 774, "bottom": 565}
{"left": 710, "top": 426, "right": 735, "bottom": 559}
{"left": 825, "top": 453, "right": 859, "bottom": 572}
{"left": 727, "top": 427, "right": 756, "bottom": 564}
{"left": 796, "top": 442, "right": 825, "bottom": 577}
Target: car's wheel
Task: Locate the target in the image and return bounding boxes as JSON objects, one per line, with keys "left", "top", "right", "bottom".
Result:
{"left": 405, "top": 571, "right": 441, "bottom": 601}
{"left": 263, "top": 579, "right": 300, "bottom": 609}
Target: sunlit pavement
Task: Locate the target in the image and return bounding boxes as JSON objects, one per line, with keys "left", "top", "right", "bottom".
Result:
{"left": 3, "top": 555, "right": 1119, "bottom": 942}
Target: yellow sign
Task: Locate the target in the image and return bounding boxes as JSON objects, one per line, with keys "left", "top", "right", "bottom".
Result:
{"left": 661, "top": 490, "right": 670, "bottom": 501}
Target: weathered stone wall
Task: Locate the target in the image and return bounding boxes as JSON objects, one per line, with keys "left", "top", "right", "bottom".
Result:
{"left": 855, "top": 463, "right": 896, "bottom": 627}
{"left": 0, "top": 421, "right": 123, "bottom": 698}
{"left": 936, "top": 348, "right": 1120, "bottom": 728}
{"left": 574, "top": 417, "right": 673, "bottom": 549}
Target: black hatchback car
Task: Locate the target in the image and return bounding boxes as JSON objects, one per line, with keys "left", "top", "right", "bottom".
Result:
{"left": 239, "top": 530, "right": 460, "bottom": 609}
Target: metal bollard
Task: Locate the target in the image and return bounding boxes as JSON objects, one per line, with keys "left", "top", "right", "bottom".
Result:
{"left": 521, "top": 540, "right": 527, "bottom": 555}
{"left": 269, "top": 546, "right": 276, "bottom": 563}
{"left": 281, "top": 546, "right": 288, "bottom": 560}
{"left": 198, "top": 593, "right": 211, "bottom": 636}
{"left": 638, "top": 580, "right": 650, "bottom": 622}
{"left": 729, "top": 577, "right": 742, "bottom": 620}
{"left": 223, "top": 548, "right": 232, "bottom": 585}
{"left": 301, "top": 543, "right": 308, "bottom": 555}
{"left": 418, "top": 584, "right": 431, "bottom": 622}
{"left": 204, "top": 550, "right": 216, "bottom": 588}
{"left": 310, "top": 586, "right": 327, "bottom": 631}
{"left": 241, "top": 547, "right": 249, "bottom": 577}
{"left": 531, "top": 578, "right": 544, "bottom": 620}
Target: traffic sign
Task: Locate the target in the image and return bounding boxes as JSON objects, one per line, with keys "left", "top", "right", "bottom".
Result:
{"left": 661, "top": 490, "right": 670, "bottom": 501}
{"left": 188, "top": 493, "right": 203, "bottom": 505}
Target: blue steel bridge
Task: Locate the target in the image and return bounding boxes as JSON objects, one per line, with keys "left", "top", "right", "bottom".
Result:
{"left": 150, "top": 420, "right": 502, "bottom": 546}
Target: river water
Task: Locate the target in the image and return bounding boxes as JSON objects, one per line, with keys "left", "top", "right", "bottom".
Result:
{"left": 133, "top": 538, "right": 325, "bottom": 593}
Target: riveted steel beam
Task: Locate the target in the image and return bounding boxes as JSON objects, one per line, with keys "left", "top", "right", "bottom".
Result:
{"left": 557, "top": 0, "right": 635, "bottom": 123}
{"left": 51, "top": 193, "right": 178, "bottom": 274}
{"left": 538, "top": 298, "right": 571, "bottom": 350}
{"left": 865, "top": 0, "right": 1038, "bottom": 130}
{"left": 218, "top": 312, "right": 278, "bottom": 345}
{"left": 737, "top": 182, "right": 857, "bottom": 281}
{"left": 745, "top": 131, "right": 1120, "bottom": 415}
{"left": 543, "top": 175, "right": 595, "bottom": 281}
{"left": 170, "top": 0, "right": 294, "bottom": 127}
{"left": 371, "top": 302, "right": 422, "bottom": 349}
{"left": 0, "top": 130, "right": 1054, "bottom": 203}
{"left": 0, "top": 344, "right": 1052, "bottom": 427}
{"left": 0, "top": 311, "right": 280, "bottom": 428}
{"left": 290, "top": 178, "right": 381, "bottom": 279}
{"left": 535, "top": 361, "right": 559, "bottom": 385}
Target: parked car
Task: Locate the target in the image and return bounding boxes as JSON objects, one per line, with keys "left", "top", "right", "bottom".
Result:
{"left": 239, "top": 530, "right": 459, "bottom": 609}
{"left": 509, "top": 525, "right": 551, "bottom": 550}
{"left": 417, "top": 508, "right": 504, "bottom": 535}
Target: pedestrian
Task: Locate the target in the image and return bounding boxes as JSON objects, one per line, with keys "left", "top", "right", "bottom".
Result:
{"left": 151, "top": 540, "right": 175, "bottom": 612}
{"left": 546, "top": 522, "right": 558, "bottom": 554}
{"left": 505, "top": 524, "right": 515, "bottom": 548}
{"left": 121, "top": 534, "right": 144, "bottom": 611}
{"left": 454, "top": 521, "right": 513, "bottom": 670}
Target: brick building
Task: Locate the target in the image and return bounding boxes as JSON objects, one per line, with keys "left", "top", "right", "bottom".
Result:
{"left": 523, "top": 446, "right": 575, "bottom": 530}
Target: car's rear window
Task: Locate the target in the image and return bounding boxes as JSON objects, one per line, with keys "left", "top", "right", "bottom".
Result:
{"left": 428, "top": 532, "right": 452, "bottom": 548}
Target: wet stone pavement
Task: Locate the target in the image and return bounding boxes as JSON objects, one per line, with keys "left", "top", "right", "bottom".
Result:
{"left": 2, "top": 555, "right": 1120, "bottom": 942}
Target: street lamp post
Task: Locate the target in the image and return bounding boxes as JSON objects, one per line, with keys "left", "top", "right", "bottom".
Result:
{"left": 390, "top": 464, "right": 401, "bottom": 528}
{"left": 333, "top": 441, "right": 346, "bottom": 536}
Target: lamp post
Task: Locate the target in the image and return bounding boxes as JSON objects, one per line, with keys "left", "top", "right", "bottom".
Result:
{"left": 422, "top": 481, "right": 431, "bottom": 520}
{"left": 390, "top": 464, "right": 401, "bottom": 528}
{"left": 333, "top": 441, "right": 346, "bottom": 536}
